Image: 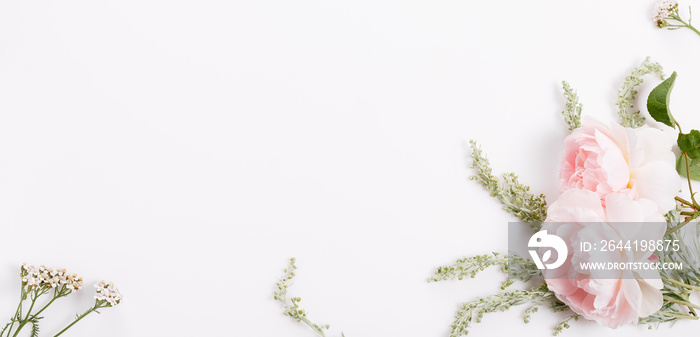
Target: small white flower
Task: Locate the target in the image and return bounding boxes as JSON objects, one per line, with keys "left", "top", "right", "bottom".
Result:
{"left": 94, "top": 281, "right": 122, "bottom": 306}
{"left": 26, "top": 277, "right": 39, "bottom": 288}
{"left": 20, "top": 264, "right": 83, "bottom": 291}
{"left": 652, "top": 0, "right": 679, "bottom": 27}
{"left": 67, "top": 274, "right": 83, "bottom": 290}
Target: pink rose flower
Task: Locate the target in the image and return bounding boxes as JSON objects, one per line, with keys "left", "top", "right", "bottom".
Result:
{"left": 560, "top": 116, "right": 679, "bottom": 213}
{"left": 542, "top": 189, "right": 665, "bottom": 328}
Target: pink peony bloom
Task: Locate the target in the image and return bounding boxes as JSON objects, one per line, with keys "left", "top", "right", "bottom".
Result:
{"left": 560, "top": 116, "right": 679, "bottom": 213}
{"left": 542, "top": 189, "right": 665, "bottom": 328}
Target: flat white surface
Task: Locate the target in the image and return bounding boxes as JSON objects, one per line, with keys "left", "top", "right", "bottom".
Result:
{"left": 1, "top": 0, "right": 700, "bottom": 336}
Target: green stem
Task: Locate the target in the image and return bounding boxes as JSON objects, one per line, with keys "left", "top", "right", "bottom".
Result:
{"left": 663, "top": 295, "right": 700, "bottom": 310}
{"left": 665, "top": 212, "right": 700, "bottom": 236}
{"left": 23, "top": 293, "right": 38, "bottom": 320}
{"left": 683, "top": 153, "right": 699, "bottom": 207}
{"left": 12, "top": 290, "right": 42, "bottom": 337}
{"left": 30, "top": 298, "right": 56, "bottom": 319}
{"left": 26, "top": 291, "right": 63, "bottom": 323}
{"left": 660, "top": 310, "right": 699, "bottom": 320}
{"left": 676, "top": 196, "right": 694, "bottom": 207}
{"left": 38, "top": 287, "right": 71, "bottom": 318}
{"left": 53, "top": 303, "right": 102, "bottom": 337}
{"left": 687, "top": 24, "right": 700, "bottom": 36}
{"left": 6, "top": 288, "right": 26, "bottom": 337}
{"left": 667, "top": 153, "right": 700, "bottom": 236}
{"left": 298, "top": 316, "right": 327, "bottom": 337}
{"left": 673, "top": 123, "right": 700, "bottom": 210}
{"left": 671, "top": 15, "right": 700, "bottom": 38}
{"left": 684, "top": 21, "right": 700, "bottom": 37}
{"left": 665, "top": 278, "right": 700, "bottom": 291}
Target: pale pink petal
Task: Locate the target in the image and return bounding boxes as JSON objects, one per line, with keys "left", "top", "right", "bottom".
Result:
{"left": 621, "top": 278, "right": 643, "bottom": 314}
{"left": 594, "top": 129, "right": 630, "bottom": 191}
{"left": 633, "top": 161, "right": 681, "bottom": 213}
{"left": 630, "top": 126, "right": 676, "bottom": 167}
{"left": 603, "top": 193, "right": 645, "bottom": 223}
{"left": 546, "top": 189, "right": 606, "bottom": 222}
{"left": 636, "top": 279, "right": 663, "bottom": 317}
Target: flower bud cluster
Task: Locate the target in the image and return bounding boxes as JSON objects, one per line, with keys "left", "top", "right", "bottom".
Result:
{"left": 21, "top": 263, "right": 83, "bottom": 291}
{"left": 652, "top": 0, "right": 679, "bottom": 27}
{"left": 94, "top": 280, "right": 123, "bottom": 306}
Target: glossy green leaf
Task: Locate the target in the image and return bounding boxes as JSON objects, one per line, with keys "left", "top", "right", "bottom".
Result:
{"left": 676, "top": 155, "right": 700, "bottom": 181}
{"left": 678, "top": 130, "right": 700, "bottom": 159}
{"left": 647, "top": 71, "right": 677, "bottom": 128}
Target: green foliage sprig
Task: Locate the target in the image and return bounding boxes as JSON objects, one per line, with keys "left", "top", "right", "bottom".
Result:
{"left": 446, "top": 283, "right": 569, "bottom": 337}
{"left": 616, "top": 57, "right": 665, "bottom": 128}
{"left": 561, "top": 81, "right": 582, "bottom": 130}
{"left": 553, "top": 314, "right": 580, "bottom": 336}
{"left": 428, "top": 253, "right": 540, "bottom": 289}
{"left": 429, "top": 252, "right": 571, "bottom": 336}
{"left": 274, "top": 258, "right": 344, "bottom": 337}
{"left": 469, "top": 141, "right": 547, "bottom": 232}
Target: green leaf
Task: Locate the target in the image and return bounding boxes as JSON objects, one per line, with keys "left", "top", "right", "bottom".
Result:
{"left": 676, "top": 155, "right": 700, "bottom": 181}
{"left": 30, "top": 321, "right": 39, "bottom": 337}
{"left": 647, "top": 71, "right": 678, "bottom": 128}
{"left": 678, "top": 130, "right": 700, "bottom": 159}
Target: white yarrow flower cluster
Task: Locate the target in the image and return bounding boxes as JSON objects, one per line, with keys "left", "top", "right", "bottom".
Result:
{"left": 94, "top": 281, "right": 123, "bottom": 306}
{"left": 21, "top": 264, "right": 83, "bottom": 291}
{"left": 4, "top": 263, "right": 123, "bottom": 336}
{"left": 652, "top": 0, "right": 679, "bottom": 27}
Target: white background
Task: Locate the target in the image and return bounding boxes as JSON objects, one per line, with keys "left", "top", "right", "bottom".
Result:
{"left": 1, "top": 0, "right": 700, "bottom": 336}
